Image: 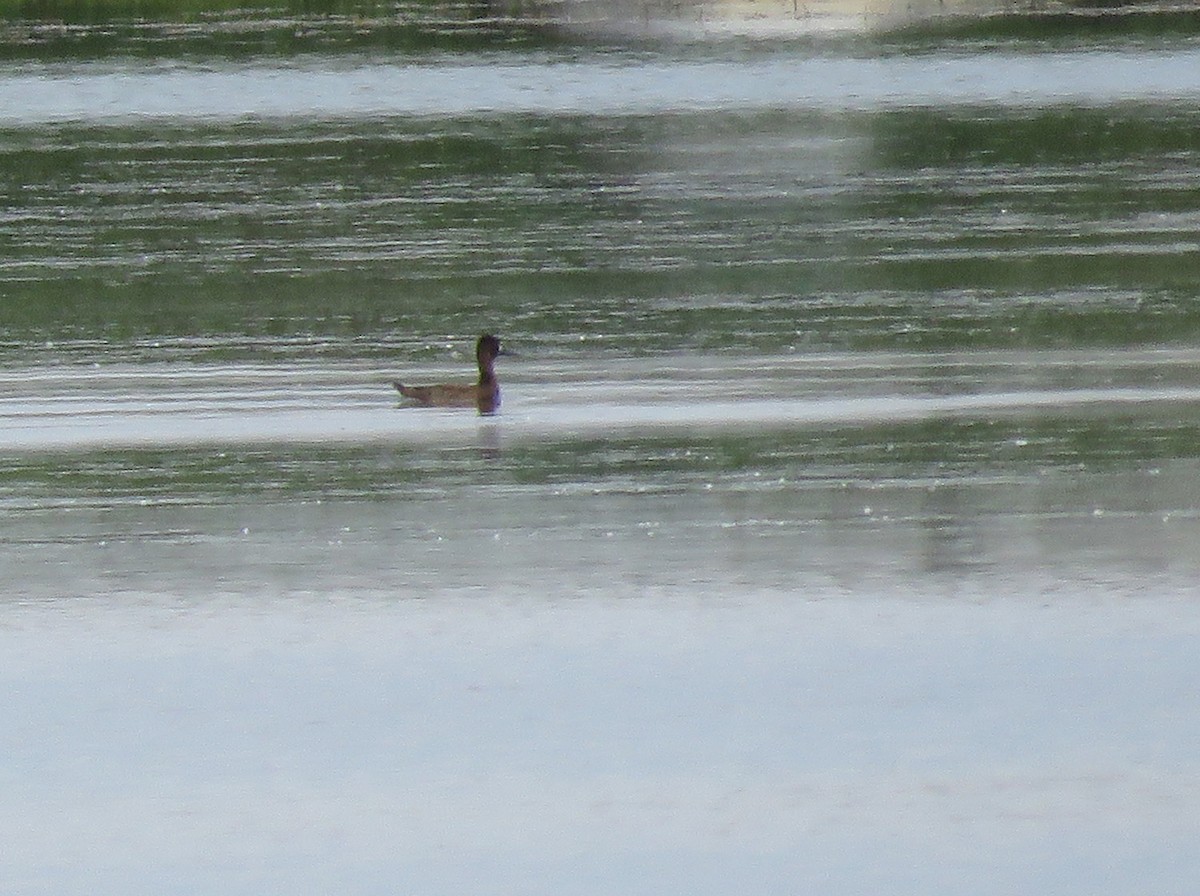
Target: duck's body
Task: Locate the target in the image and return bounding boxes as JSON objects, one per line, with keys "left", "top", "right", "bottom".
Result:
{"left": 393, "top": 334, "right": 503, "bottom": 415}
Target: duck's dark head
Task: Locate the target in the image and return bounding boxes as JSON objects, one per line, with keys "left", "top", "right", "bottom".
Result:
{"left": 476, "top": 333, "right": 502, "bottom": 362}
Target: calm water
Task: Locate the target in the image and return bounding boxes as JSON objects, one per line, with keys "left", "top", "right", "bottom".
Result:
{"left": 4, "top": 13, "right": 1200, "bottom": 893}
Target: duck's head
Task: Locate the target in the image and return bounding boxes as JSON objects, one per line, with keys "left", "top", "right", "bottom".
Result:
{"left": 476, "top": 333, "right": 502, "bottom": 363}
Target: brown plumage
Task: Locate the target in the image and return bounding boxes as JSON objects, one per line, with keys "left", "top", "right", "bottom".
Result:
{"left": 393, "top": 334, "right": 503, "bottom": 415}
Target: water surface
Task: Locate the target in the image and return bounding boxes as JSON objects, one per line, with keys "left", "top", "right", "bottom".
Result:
{"left": 4, "top": 14, "right": 1200, "bottom": 894}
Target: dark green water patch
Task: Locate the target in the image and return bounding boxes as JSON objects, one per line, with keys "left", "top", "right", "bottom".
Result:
{"left": 5, "top": 102, "right": 1200, "bottom": 362}
{"left": 0, "top": 2, "right": 557, "bottom": 59}
{"left": 5, "top": 413, "right": 1199, "bottom": 507}
{"left": 884, "top": 6, "right": 1200, "bottom": 52}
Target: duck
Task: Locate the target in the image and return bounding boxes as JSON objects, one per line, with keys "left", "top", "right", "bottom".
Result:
{"left": 393, "top": 334, "right": 504, "bottom": 415}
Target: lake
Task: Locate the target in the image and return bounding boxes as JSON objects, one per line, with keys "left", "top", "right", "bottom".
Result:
{"left": 3, "top": 7, "right": 1200, "bottom": 893}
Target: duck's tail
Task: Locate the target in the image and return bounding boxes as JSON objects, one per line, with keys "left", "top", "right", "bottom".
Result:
{"left": 394, "top": 382, "right": 434, "bottom": 404}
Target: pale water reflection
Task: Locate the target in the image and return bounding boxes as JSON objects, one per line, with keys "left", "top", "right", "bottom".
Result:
{"left": 6, "top": 348, "right": 1200, "bottom": 448}
{"left": 4, "top": 592, "right": 1200, "bottom": 894}
{"left": 7, "top": 48, "right": 1200, "bottom": 124}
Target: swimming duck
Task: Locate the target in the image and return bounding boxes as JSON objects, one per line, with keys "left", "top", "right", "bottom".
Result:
{"left": 393, "top": 334, "right": 503, "bottom": 415}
